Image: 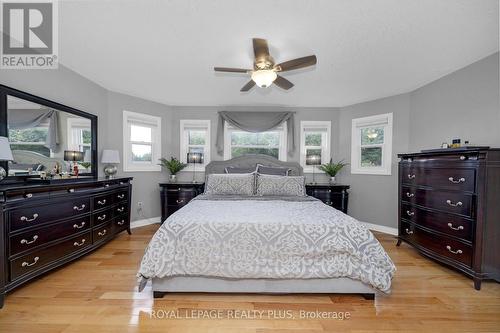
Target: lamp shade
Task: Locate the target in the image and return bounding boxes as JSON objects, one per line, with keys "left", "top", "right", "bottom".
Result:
{"left": 187, "top": 152, "right": 204, "bottom": 164}
{"left": 64, "top": 150, "right": 84, "bottom": 162}
{"left": 306, "top": 154, "right": 321, "bottom": 166}
{"left": 0, "top": 137, "right": 14, "bottom": 161}
{"left": 101, "top": 149, "right": 120, "bottom": 164}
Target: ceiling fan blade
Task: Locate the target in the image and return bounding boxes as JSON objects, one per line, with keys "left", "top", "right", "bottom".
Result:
{"left": 274, "top": 75, "right": 294, "bottom": 90}
{"left": 214, "top": 67, "right": 250, "bottom": 73}
{"left": 253, "top": 38, "right": 270, "bottom": 61}
{"left": 240, "top": 80, "right": 256, "bottom": 92}
{"left": 276, "top": 55, "right": 317, "bottom": 72}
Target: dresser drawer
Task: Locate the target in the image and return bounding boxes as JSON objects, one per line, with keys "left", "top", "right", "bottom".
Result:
{"left": 166, "top": 193, "right": 195, "bottom": 206}
{"left": 10, "top": 216, "right": 91, "bottom": 256}
{"left": 5, "top": 188, "right": 50, "bottom": 202}
{"left": 401, "top": 221, "right": 472, "bottom": 267}
{"left": 93, "top": 193, "right": 113, "bottom": 210}
{"left": 93, "top": 208, "right": 113, "bottom": 226}
{"left": 114, "top": 214, "right": 129, "bottom": 233}
{"left": 114, "top": 190, "right": 128, "bottom": 202}
{"left": 10, "top": 231, "right": 92, "bottom": 280}
{"left": 402, "top": 167, "right": 475, "bottom": 192}
{"left": 9, "top": 198, "right": 91, "bottom": 231}
{"left": 402, "top": 186, "right": 473, "bottom": 217}
{"left": 93, "top": 221, "right": 112, "bottom": 244}
{"left": 401, "top": 203, "right": 473, "bottom": 241}
{"left": 114, "top": 203, "right": 128, "bottom": 216}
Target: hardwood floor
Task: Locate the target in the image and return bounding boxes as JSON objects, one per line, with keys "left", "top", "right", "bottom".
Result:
{"left": 1, "top": 224, "right": 499, "bottom": 332}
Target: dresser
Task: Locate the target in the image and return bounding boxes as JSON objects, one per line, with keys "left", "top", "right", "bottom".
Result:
{"left": 397, "top": 149, "right": 500, "bottom": 289}
{"left": 159, "top": 182, "right": 204, "bottom": 223}
{"left": 0, "top": 177, "right": 132, "bottom": 308}
{"left": 305, "top": 184, "right": 349, "bottom": 214}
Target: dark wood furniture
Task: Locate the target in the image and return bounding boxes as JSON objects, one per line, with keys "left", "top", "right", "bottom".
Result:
{"left": 305, "top": 184, "right": 349, "bottom": 213}
{"left": 397, "top": 149, "right": 500, "bottom": 290}
{"left": 0, "top": 177, "right": 132, "bottom": 308}
{"left": 159, "top": 182, "right": 204, "bottom": 223}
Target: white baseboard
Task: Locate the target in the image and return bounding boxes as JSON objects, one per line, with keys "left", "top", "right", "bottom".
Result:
{"left": 131, "top": 216, "right": 161, "bottom": 229}
{"left": 359, "top": 221, "right": 398, "bottom": 236}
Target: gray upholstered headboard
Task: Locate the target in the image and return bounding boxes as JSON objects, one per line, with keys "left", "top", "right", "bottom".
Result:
{"left": 205, "top": 154, "right": 303, "bottom": 176}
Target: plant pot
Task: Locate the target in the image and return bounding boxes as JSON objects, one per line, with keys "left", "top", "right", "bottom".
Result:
{"left": 169, "top": 174, "right": 177, "bottom": 182}
{"left": 329, "top": 176, "right": 336, "bottom": 184}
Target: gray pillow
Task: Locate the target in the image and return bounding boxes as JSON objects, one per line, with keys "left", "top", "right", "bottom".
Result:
{"left": 256, "top": 164, "right": 291, "bottom": 176}
{"left": 205, "top": 173, "right": 255, "bottom": 196}
{"left": 256, "top": 174, "right": 306, "bottom": 196}
{"left": 225, "top": 165, "right": 257, "bottom": 174}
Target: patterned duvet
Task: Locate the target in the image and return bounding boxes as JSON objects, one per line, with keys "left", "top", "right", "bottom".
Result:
{"left": 138, "top": 195, "right": 396, "bottom": 292}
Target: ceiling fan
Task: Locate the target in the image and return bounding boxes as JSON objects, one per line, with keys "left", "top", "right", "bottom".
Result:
{"left": 214, "top": 38, "right": 317, "bottom": 92}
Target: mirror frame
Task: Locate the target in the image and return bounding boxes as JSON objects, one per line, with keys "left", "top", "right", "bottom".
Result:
{"left": 0, "top": 84, "right": 98, "bottom": 179}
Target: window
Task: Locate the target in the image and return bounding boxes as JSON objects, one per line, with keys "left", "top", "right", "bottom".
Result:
{"left": 224, "top": 122, "right": 287, "bottom": 161}
{"left": 123, "top": 110, "right": 161, "bottom": 172}
{"left": 180, "top": 120, "right": 211, "bottom": 170}
{"left": 67, "top": 118, "right": 91, "bottom": 156}
{"left": 8, "top": 126, "right": 50, "bottom": 157}
{"left": 300, "top": 121, "right": 331, "bottom": 172}
{"left": 351, "top": 113, "right": 393, "bottom": 175}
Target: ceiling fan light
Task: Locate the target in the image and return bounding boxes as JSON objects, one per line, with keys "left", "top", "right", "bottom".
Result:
{"left": 251, "top": 70, "right": 277, "bottom": 88}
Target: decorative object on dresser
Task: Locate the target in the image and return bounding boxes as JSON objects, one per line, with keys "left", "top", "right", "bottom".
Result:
{"left": 305, "top": 183, "right": 349, "bottom": 214}
{"left": 101, "top": 150, "right": 120, "bottom": 179}
{"left": 64, "top": 150, "right": 84, "bottom": 177}
{"left": 0, "top": 137, "right": 14, "bottom": 181}
{"left": 158, "top": 157, "right": 187, "bottom": 183}
{"left": 186, "top": 152, "right": 204, "bottom": 183}
{"left": 305, "top": 154, "right": 321, "bottom": 184}
{"left": 397, "top": 148, "right": 500, "bottom": 290}
{"left": 159, "top": 182, "right": 204, "bottom": 223}
{"left": 0, "top": 177, "right": 133, "bottom": 308}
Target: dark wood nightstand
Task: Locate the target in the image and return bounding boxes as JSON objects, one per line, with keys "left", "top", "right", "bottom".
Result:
{"left": 159, "top": 182, "right": 204, "bottom": 223}
{"left": 305, "top": 183, "right": 350, "bottom": 213}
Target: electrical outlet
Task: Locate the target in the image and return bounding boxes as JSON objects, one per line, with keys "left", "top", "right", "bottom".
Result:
{"left": 137, "top": 202, "right": 143, "bottom": 209}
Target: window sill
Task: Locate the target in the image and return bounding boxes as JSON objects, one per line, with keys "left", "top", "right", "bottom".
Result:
{"left": 351, "top": 168, "right": 391, "bottom": 176}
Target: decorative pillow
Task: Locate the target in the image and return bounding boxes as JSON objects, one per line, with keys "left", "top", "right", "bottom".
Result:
{"left": 225, "top": 165, "right": 257, "bottom": 174}
{"left": 256, "top": 174, "right": 306, "bottom": 196}
{"left": 256, "top": 164, "right": 291, "bottom": 176}
{"left": 204, "top": 173, "right": 255, "bottom": 196}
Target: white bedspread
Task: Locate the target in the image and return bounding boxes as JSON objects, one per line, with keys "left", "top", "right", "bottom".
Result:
{"left": 138, "top": 196, "right": 396, "bottom": 292}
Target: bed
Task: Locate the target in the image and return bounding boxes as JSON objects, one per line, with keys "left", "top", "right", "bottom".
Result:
{"left": 137, "top": 155, "right": 395, "bottom": 299}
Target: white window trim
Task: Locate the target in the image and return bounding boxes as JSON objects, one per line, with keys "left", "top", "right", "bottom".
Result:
{"left": 300, "top": 120, "right": 331, "bottom": 173}
{"left": 351, "top": 113, "right": 393, "bottom": 175}
{"left": 67, "top": 117, "right": 91, "bottom": 151}
{"left": 223, "top": 122, "right": 287, "bottom": 161}
{"left": 179, "top": 119, "right": 211, "bottom": 171}
{"left": 123, "top": 110, "right": 161, "bottom": 172}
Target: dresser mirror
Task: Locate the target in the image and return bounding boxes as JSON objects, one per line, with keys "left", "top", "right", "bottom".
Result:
{"left": 0, "top": 85, "right": 98, "bottom": 179}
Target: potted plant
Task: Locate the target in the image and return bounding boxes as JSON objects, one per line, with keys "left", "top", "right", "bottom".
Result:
{"left": 78, "top": 161, "right": 92, "bottom": 173}
{"left": 318, "top": 159, "right": 348, "bottom": 184}
{"left": 158, "top": 157, "right": 187, "bottom": 182}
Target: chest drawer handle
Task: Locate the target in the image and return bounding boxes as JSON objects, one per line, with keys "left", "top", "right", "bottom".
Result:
{"left": 447, "top": 223, "right": 464, "bottom": 231}
{"left": 406, "top": 192, "right": 414, "bottom": 198}
{"left": 325, "top": 201, "right": 332, "bottom": 205}
{"left": 24, "top": 193, "right": 33, "bottom": 198}
{"left": 98, "top": 229, "right": 107, "bottom": 237}
{"left": 105, "top": 184, "right": 110, "bottom": 188}
{"left": 73, "top": 222, "right": 86, "bottom": 229}
{"left": 446, "top": 245, "right": 463, "bottom": 255}
{"left": 97, "top": 214, "right": 107, "bottom": 221}
{"left": 73, "top": 239, "right": 86, "bottom": 247}
{"left": 22, "top": 257, "right": 39, "bottom": 267}
{"left": 405, "top": 228, "right": 413, "bottom": 235}
{"left": 97, "top": 199, "right": 107, "bottom": 205}
{"left": 73, "top": 204, "right": 86, "bottom": 211}
{"left": 117, "top": 220, "right": 125, "bottom": 226}
{"left": 176, "top": 199, "right": 185, "bottom": 204}
{"left": 406, "top": 210, "right": 415, "bottom": 217}
{"left": 68, "top": 188, "right": 75, "bottom": 193}
{"left": 117, "top": 194, "right": 125, "bottom": 199}
{"left": 407, "top": 174, "right": 416, "bottom": 179}
{"left": 20, "top": 214, "right": 39, "bottom": 222}
{"left": 20, "top": 235, "right": 38, "bottom": 245}
{"left": 446, "top": 200, "right": 463, "bottom": 207}
{"left": 459, "top": 155, "right": 467, "bottom": 160}
{"left": 448, "top": 177, "right": 466, "bottom": 184}
{"left": 117, "top": 207, "right": 125, "bottom": 213}
{"left": 327, "top": 189, "right": 332, "bottom": 193}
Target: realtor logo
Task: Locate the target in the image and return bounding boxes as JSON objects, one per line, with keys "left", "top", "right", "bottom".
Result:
{"left": 1, "top": 0, "right": 58, "bottom": 69}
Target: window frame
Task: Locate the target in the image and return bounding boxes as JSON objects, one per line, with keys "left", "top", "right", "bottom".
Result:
{"left": 350, "top": 113, "right": 393, "bottom": 175}
{"left": 299, "top": 120, "right": 331, "bottom": 173}
{"left": 223, "top": 122, "right": 287, "bottom": 161}
{"left": 123, "top": 110, "right": 162, "bottom": 172}
{"left": 179, "top": 119, "right": 211, "bottom": 171}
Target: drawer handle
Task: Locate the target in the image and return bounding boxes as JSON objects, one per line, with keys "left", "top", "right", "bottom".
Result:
{"left": 73, "top": 204, "right": 86, "bottom": 211}
{"left": 177, "top": 188, "right": 181, "bottom": 191}
{"left": 24, "top": 193, "right": 33, "bottom": 198}
{"left": 406, "top": 210, "right": 415, "bottom": 217}
{"left": 407, "top": 174, "right": 416, "bottom": 179}
{"left": 325, "top": 201, "right": 332, "bottom": 205}
{"left": 117, "top": 220, "right": 125, "bottom": 226}
{"left": 20, "top": 235, "right": 38, "bottom": 245}
{"left": 448, "top": 223, "right": 464, "bottom": 231}
{"left": 20, "top": 214, "right": 39, "bottom": 222}
{"left": 448, "top": 177, "right": 466, "bottom": 184}
{"left": 117, "top": 207, "right": 125, "bottom": 213}
{"left": 22, "top": 257, "right": 39, "bottom": 267}
{"left": 73, "top": 239, "right": 86, "bottom": 247}
{"left": 406, "top": 192, "right": 415, "bottom": 198}
{"left": 68, "top": 188, "right": 75, "bottom": 193}
{"left": 105, "top": 184, "right": 110, "bottom": 188}
{"left": 176, "top": 199, "right": 185, "bottom": 204}
{"left": 97, "top": 199, "right": 107, "bottom": 205}
{"left": 98, "top": 229, "right": 107, "bottom": 237}
{"left": 97, "top": 214, "right": 107, "bottom": 221}
{"left": 446, "top": 245, "right": 463, "bottom": 255}
{"left": 446, "top": 200, "right": 463, "bottom": 207}
{"left": 405, "top": 228, "right": 413, "bottom": 235}
{"left": 117, "top": 194, "right": 125, "bottom": 199}
{"left": 327, "top": 189, "right": 332, "bottom": 193}
{"left": 73, "top": 222, "right": 86, "bottom": 229}
{"left": 460, "top": 155, "right": 467, "bottom": 160}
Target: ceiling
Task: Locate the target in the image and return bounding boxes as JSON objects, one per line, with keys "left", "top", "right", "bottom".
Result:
{"left": 59, "top": 0, "right": 499, "bottom": 107}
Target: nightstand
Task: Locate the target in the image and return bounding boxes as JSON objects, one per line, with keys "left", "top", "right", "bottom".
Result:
{"left": 305, "top": 184, "right": 350, "bottom": 213}
{"left": 159, "top": 182, "right": 205, "bottom": 223}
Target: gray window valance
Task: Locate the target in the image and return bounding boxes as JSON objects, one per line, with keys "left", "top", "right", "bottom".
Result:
{"left": 216, "top": 111, "right": 295, "bottom": 156}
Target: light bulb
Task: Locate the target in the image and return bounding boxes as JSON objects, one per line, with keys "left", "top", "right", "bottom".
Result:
{"left": 251, "top": 70, "right": 277, "bottom": 88}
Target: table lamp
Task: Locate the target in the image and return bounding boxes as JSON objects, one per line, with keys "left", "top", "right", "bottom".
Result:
{"left": 0, "top": 136, "right": 14, "bottom": 181}
{"left": 306, "top": 154, "right": 321, "bottom": 185}
{"left": 187, "top": 152, "right": 204, "bottom": 183}
{"left": 64, "top": 150, "right": 84, "bottom": 177}
{"left": 101, "top": 149, "right": 120, "bottom": 178}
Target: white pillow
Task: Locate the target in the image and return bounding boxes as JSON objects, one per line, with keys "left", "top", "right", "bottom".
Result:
{"left": 256, "top": 174, "right": 306, "bottom": 196}
{"left": 204, "top": 173, "right": 255, "bottom": 196}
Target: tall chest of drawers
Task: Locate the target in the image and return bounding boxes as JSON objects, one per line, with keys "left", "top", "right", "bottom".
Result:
{"left": 0, "top": 177, "right": 132, "bottom": 308}
{"left": 397, "top": 149, "right": 500, "bottom": 290}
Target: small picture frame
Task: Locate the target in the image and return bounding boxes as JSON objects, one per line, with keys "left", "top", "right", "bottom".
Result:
{"left": 441, "top": 143, "right": 449, "bottom": 149}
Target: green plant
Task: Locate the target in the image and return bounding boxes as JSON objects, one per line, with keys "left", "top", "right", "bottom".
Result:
{"left": 78, "top": 162, "right": 92, "bottom": 169}
{"left": 318, "top": 159, "right": 348, "bottom": 177}
{"left": 158, "top": 157, "right": 187, "bottom": 175}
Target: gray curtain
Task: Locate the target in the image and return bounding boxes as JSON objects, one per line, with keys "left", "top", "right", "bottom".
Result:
{"left": 216, "top": 111, "right": 295, "bottom": 156}
{"left": 8, "top": 109, "right": 61, "bottom": 153}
